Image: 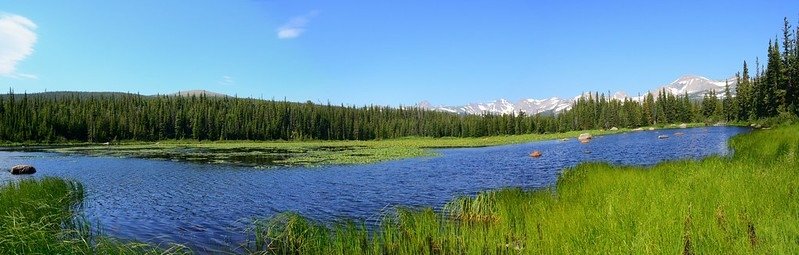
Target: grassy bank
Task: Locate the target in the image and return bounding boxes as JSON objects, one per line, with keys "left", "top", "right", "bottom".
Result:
{"left": 45, "top": 127, "right": 649, "bottom": 167}
{"left": 248, "top": 125, "right": 799, "bottom": 254}
{"left": 0, "top": 178, "right": 189, "bottom": 254}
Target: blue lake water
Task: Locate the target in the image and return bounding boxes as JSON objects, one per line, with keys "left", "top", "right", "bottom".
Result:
{"left": 0, "top": 126, "right": 748, "bottom": 252}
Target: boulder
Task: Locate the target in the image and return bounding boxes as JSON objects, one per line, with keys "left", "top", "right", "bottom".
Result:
{"left": 577, "top": 133, "right": 592, "bottom": 141}
{"left": 10, "top": 165, "right": 36, "bottom": 175}
{"left": 632, "top": 127, "right": 644, "bottom": 131}
{"left": 610, "top": 127, "right": 618, "bottom": 131}
{"left": 530, "top": 150, "right": 542, "bottom": 158}
{"left": 648, "top": 127, "right": 655, "bottom": 131}
{"left": 679, "top": 123, "right": 687, "bottom": 128}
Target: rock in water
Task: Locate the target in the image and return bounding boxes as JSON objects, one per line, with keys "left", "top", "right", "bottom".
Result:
{"left": 658, "top": 135, "right": 669, "bottom": 139}
{"left": 577, "top": 133, "right": 592, "bottom": 143}
{"left": 10, "top": 165, "right": 36, "bottom": 175}
{"left": 530, "top": 150, "right": 542, "bottom": 158}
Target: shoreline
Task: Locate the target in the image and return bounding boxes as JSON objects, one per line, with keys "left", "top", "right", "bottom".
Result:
{"left": 0, "top": 123, "right": 723, "bottom": 167}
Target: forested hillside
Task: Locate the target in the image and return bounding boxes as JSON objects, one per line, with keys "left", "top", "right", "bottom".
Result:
{"left": 1, "top": 18, "right": 797, "bottom": 143}
{"left": 0, "top": 88, "right": 728, "bottom": 143}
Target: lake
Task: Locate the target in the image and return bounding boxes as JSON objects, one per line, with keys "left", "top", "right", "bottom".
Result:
{"left": 0, "top": 126, "right": 748, "bottom": 252}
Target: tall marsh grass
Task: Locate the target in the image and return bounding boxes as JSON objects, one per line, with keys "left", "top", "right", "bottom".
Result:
{"left": 248, "top": 125, "right": 799, "bottom": 254}
{"left": 0, "top": 177, "right": 190, "bottom": 254}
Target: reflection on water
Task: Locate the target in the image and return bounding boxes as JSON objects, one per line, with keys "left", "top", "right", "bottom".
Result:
{"left": 0, "top": 126, "right": 748, "bottom": 252}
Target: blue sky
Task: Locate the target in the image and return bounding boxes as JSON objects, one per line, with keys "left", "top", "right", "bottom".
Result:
{"left": 1, "top": 1, "right": 798, "bottom": 106}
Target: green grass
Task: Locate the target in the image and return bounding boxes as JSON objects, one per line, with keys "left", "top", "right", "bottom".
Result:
{"left": 0, "top": 177, "right": 190, "bottom": 255}
{"left": 247, "top": 124, "right": 799, "bottom": 254}
{"left": 47, "top": 128, "right": 642, "bottom": 167}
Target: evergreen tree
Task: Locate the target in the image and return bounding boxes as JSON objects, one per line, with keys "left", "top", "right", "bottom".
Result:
{"left": 722, "top": 80, "right": 735, "bottom": 121}
{"left": 764, "top": 40, "right": 783, "bottom": 116}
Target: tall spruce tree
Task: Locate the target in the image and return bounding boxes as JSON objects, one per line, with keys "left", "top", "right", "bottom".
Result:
{"left": 723, "top": 80, "right": 735, "bottom": 121}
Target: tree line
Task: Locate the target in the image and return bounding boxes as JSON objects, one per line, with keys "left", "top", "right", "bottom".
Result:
{"left": 0, "top": 92, "right": 563, "bottom": 142}
{"left": 0, "top": 88, "right": 715, "bottom": 143}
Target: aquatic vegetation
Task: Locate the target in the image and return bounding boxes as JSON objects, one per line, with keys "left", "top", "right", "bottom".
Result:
{"left": 249, "top": 125, "right": 799, "bottom": 254}
{"left": 48, "top": 128, "right": 635, "bottom": 167}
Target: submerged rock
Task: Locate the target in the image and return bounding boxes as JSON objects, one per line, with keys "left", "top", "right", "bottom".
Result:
{"left": 658, "top": 135, "right": 669, "bottom": 139}
{"left": 530, "top": 150, "right": 542, "bottom": 158}
{"left": 10, "top": 165, "right": 36, "bottom": 175}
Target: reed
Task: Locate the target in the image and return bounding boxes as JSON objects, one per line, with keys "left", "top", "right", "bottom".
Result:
{"left": 0, "top": 177, "right": 190, "bottom": 255}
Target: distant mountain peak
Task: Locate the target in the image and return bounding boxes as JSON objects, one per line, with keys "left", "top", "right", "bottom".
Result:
{"left": 663, "top": 75, "right": 736, "bottom": 97}
{"left": 421, "top": 74, "right": 737, "bottom": 116}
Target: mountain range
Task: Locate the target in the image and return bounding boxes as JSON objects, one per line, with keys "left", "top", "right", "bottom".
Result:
{"left": 418, "top": 75, "right": 738, "bottom": 115}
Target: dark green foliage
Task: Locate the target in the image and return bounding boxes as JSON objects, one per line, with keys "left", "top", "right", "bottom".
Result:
{"left": 0, "top": 92, "right": 565, "bottom": 142}
{"left": 0, "top": 90, "right": 706, "bottom": 143}
{"left": 701, "top": 90, "right": 720, "bottom": 120}
{"left": 728, "top": 17, "right": 799, "bottom": 122}
{"left": 559, "top": 91, "right": 694, "bottom": 131}
{"left": 723, "top": 80, "right": 735, "bottom": 121}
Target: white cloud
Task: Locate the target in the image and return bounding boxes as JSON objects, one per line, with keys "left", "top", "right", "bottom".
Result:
{"left": 276, "top": 11, "right": 319, "bottom": 39}
{"left": 218, "top": 75, "right": 234, "bottom": 86}
{"left": 0, "top": 14, "right": 37, "bottom": 78}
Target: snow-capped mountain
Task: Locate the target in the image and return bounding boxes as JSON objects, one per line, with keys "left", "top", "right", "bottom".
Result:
{"left": 424, "top": 97, "right": 571, "bottom": 115}
{"left": 517, "top": 97, "right": 572, "bottom": 114}
{"left": 418, "top": 75, "right": 737, "bottom": 115}
{"left": 659, "top": 75, "right": 737, "bottom": 99}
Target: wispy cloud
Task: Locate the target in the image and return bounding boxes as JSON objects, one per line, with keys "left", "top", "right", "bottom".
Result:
{"left": 218, "top": 75, "right": 234, "bottom": 86}
{"left": 276, "top": 11, "right": 319, "bottom": 39}
{"left": 0, "top": 13, "right": 37, "bottom": 78}
{"left": 9, "top": 73, "right": 38, "bottom": 80}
